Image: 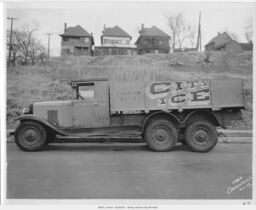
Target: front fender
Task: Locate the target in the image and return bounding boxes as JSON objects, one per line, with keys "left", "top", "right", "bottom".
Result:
{"left": 15, "top": 114, "right": 67, "bottom": 136}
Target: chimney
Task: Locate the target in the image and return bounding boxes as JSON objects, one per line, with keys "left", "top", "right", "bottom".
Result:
{"left": 141, "top": 23, "right": 144, "bottom": 30}
{"left": 64, "top": 23, "right": 67, "bottom": 32}
{"left": 217, "top": 32, "right": 221, "bottom": 36}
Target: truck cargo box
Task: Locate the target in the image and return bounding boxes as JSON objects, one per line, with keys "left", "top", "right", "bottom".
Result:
{"left": 110, "top": 79, "right": 245, "bottom": 113}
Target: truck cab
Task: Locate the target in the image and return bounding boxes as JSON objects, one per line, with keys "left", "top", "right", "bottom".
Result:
{"left": 31, "top": 78, "right": 110, "bottom": 129}
{"left": 70, "top": 78, "right": 110, "bottom": 128}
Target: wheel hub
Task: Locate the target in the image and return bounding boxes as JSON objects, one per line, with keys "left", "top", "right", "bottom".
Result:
{"left": 24, "top": 129, "right": 37, "bottom": 142}
{"left": 154, "top": 129, "right": 168, "bottom": 142}
{"left": 194, "top": 130, "right": 208, "bottom": 142}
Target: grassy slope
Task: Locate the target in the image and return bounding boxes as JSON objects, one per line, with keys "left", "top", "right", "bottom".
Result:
{"left": 7, "top": 51, "right": 253, "bottom": 129}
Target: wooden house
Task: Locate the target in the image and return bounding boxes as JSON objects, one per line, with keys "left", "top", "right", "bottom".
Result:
{"left": 239, "top": 41, "right": 253, "bottom": 51}
{"left": 95, "top": 25, "right": 136, "bottom": 55}
{"left": 135, "top": 24, "right": 170, "bottom": 54}
{"left": 205, "top": 32, "right": 242, "bottom": 53}
{"left": 60, "top": 23, "right": 94, "bottom": 56}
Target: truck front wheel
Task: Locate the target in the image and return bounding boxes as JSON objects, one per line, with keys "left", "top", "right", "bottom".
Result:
{"left": 185, "top": 121, "right": 218, "bottom": 152}
{"left": 14, "top": 121, "right": 47, "bottom": 151}
{"left": 144, "top": 119, "right": 178, "bottom": 152}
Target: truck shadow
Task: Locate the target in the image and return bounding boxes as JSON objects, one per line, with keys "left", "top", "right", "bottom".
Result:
{"left": 44, "top": 143, "right": 191, "bottom": 152}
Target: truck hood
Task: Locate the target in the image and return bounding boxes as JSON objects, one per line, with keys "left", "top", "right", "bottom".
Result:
{"left": 34, "top": 100, "right": 73, "bottom": 107}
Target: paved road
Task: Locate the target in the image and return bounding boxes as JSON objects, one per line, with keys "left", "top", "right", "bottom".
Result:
{"left": 7, "top": 142, "right": 252, "bottom": 200}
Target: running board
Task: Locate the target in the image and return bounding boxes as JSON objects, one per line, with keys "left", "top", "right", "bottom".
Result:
{"left": 55, "top": 130, "right": 143, "bottom": 143}
{"left": 55, "top": 135, "right": 143, "bottom": 143}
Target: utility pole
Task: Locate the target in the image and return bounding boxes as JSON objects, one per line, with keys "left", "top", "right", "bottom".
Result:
{"left": 196, "top": 12, "right": 201, "bottom": 52}
{"left": 7, "top": 17, "right": 17, "bottom": 65}
{"left": 46, "top": 33, "right": 52, "bottom": 59}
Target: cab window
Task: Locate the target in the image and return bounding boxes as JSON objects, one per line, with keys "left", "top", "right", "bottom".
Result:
{"left": 77, "top": 83, "right": 95, "bottom": 100}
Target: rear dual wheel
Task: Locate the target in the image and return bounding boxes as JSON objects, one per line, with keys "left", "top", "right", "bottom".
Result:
{"left": 144, "top": 119, "right": 178, "bottom": 152}
{"left": 185, "top": 121, "right": 218, "bottom": 152}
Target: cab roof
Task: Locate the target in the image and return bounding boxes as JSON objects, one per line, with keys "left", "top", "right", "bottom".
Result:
{"left": 70, "top": 78, "right": 109, "bottom": 85}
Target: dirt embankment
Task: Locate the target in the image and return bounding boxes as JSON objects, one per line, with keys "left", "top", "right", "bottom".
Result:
{"left": 7, "top": 51, "right": 253, "bottom": 129}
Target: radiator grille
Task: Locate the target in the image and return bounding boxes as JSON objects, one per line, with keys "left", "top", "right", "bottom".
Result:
{"left": 47, "top": 110, "right": 58, "bottom": 125}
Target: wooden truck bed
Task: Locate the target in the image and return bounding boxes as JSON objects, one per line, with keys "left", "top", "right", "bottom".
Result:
{"left": 109, "top": 79, "right": 245, "bottom": 113}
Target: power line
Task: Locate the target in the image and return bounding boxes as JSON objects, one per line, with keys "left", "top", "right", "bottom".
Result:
{"left": 46, "top": 33, "right": 52, "bottom": 59}
{"left": 7, "top": 17, "right": 18, "bottom": 65}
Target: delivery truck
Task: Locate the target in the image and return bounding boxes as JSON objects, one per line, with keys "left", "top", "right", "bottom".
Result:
{"left": 14, "top": 78, "right": 245, "bottom": 152}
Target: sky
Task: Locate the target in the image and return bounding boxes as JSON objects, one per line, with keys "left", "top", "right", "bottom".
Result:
{"left": 6, "top": 1, "right": 255, "bottom": 56}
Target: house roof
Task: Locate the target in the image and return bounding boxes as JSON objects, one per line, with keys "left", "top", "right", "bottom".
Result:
{"left": 205, "top": 32, "right": 232, "bottom": 50}
{"left": 135, "top": 26, "right": 170, "bottom": 44}
{"left": 103, "top": 25, "right": 132, "bottom": 38}
{"left": 60, "top": 25, "right": 91, "bottom": 37}
{"left": 239, "top": 42, "right": 253, "bottom": 51}
{"left": 139, "top": 26, "right": 170, "bottom": 37}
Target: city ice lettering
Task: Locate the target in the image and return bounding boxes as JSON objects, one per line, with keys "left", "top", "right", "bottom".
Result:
{"left": 146, "top": 80, "right": 210, "bottom": 106}
{"left": 149, "top": 80, "right": 209, "bottom": 95}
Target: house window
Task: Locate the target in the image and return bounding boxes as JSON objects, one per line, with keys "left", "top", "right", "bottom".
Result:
{"left": 84, "top": 37, "right": 90, "bottom": 42}
{"left": 66, "top": 48, "right": 71, "bottom": 55}
{"left": 159, "top": 40, "right": 163, "bottom": 45}
{"left": 70, "top": 37, "right": 79, "bottom": 40}
{"left": 74, "top": 47, "right": 83, "bottom": 54}
{"left": 126, "top": 40, "right": 129, "bottom": 44}
{"left": 63, "top": 37, "right": 69, "bottom": 41}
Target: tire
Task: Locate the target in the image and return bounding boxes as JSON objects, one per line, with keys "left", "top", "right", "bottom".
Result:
{"left": 185, "top": 121, "right": 218, "bottom": 152}
{"left": 144, "top": 119, "right": 178, "bottom": 152}
{"left": 14, "top": 121, "right": 47, "bottom": 151}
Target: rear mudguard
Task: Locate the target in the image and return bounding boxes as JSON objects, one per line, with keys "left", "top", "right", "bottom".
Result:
{"left": 15, "top": 114, "right": 67, "bottom": 136}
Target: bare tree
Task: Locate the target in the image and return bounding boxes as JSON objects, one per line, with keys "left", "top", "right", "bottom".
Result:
{"left": 244, "top": 17, "right": 252, "bottom": 42}
{"left": 166, "top": 13, "right": 197, "bottom": 50}
{"left": 183, "top": 24, "right": 197, "bottom": 48}
{"left": 166, "top": 13, "right": 181, "bottom": 50}
{"left": 13, "top": 25, "right": 37, "bottom": 65}
{"left": 8, "top": 23, "right": 47, "bottom": 65}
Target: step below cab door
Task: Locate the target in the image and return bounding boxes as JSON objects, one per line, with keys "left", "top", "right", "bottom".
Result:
{"left": 72, "top": 81, "right": 110, "bottom": 128}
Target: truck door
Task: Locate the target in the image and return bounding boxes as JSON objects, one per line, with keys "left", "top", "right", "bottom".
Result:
{"left": 211, "top": 79, "right": 245, "bottom": 108}
{"left": 72, "top": 81, "right": 110, "bottom": 128}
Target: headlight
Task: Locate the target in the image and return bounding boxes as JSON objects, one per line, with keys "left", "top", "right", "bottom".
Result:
{"left": 22, "top": 104, "right": 33, "bottom": 114}
{"left": 22, "top": 107, "right": 30, "bottom": 114}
